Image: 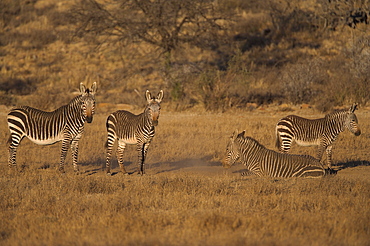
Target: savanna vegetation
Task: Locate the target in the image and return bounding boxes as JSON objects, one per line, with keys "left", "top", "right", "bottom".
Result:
{"left": 1, "top": 0, "right": 370, "bottom": 245}
{"left": 1, "top": 110, "right": 370, "bottom": 245}
{"left": 0, "top": 0, "right": 370, "bottom": 112}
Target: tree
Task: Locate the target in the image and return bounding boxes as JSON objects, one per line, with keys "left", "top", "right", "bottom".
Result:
{"left": 71, "top": 0, "right": 232, "bottom": 65}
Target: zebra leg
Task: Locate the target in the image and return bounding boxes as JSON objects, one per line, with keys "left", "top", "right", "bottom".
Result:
{"left": 142, "top": 143, "right": 150, "bottom": 175}
{"left": 316, "top": 144, "right": 326, "bottom": 166}
{"left": 117, "top": 141, "right": 128, "bottom": 175}
{"left": 136, "top": 143, "right": 144, "bottom": 175}
{"left": 325, "top": 145, "right": 333, "bottom": 169}
{"left": 59, "top": 139, "right": 71, "bottom": 173}
{"left": 70, "top": 137, "right": 81, "bottom": 174}
{"left": 136, "top": 143, "right": 150, "bottom": 175}
{"left": 105, "top": 138, "right": 115, "bottom": 175}
{"left": 280, "top": 137, "right": 292, "bottom": 153}
{"left": 8, "top": 134, "right": 22, "bottom": 169}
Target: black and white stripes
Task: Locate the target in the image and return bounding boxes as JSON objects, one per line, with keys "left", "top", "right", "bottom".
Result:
{"left": 224, "top": 130, "right": 326, "bottom": 178}
{"left": 7, "top": 82, "right": 97, "bottom": 173}
{"left": 105, "top": 90, "right": 163, "bottom": 175}
{"left": 275, "top": 104, "right": 361, "bottom": 169}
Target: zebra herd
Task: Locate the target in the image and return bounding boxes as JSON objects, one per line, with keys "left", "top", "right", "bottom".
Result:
{"left": 6, "top": 82, "right": 361, "bottom": 178}
{"left": 224, "top": 103, "right": 361, "bottom": 178}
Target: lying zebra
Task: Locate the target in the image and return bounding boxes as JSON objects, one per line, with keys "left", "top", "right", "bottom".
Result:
{"left": 223, "top": 130, "right": 331, "bottom": 178}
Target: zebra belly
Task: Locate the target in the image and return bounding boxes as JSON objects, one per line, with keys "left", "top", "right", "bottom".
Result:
{"left": 295, "top": 139, "right": 320, "bottom": 147}
{"left": 119, "top": 138, "right": 137, "bottom": 145}
{"left": 27, "top": 135, "right": 62, "bottom": 145}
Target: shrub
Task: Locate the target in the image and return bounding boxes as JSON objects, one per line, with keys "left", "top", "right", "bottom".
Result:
{"left": 279, "top": 58, "right": 327, "bottom": 105}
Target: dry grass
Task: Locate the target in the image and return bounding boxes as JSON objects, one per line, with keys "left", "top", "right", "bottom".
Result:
{"left": 1, "top": 1, "right": 370, "bottom": 244}
{"left": 1, "top": 106, "right": 370, "bottom": 245}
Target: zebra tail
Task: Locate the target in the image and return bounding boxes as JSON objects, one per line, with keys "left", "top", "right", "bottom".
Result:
{"left": 275, "top": 128, "right": 282, "bottom": 150}
{"left": 6, "top": 134, "right": 12, "bottom": 146}
{"left": 105, "top": 118, "right": 110, "bottom": 149}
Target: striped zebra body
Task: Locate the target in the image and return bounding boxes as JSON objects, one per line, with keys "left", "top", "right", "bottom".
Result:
{"left": 7, "top": 82, "right": 97, "bottom": 173}
{"left": 275, "top": 104, "right": 361, "bottom": 169}
{"left": 224, "top": 130, "right": 326, "bottom": 178}
{"left": 105, "top": 90, "right": 163, "bottom": 175}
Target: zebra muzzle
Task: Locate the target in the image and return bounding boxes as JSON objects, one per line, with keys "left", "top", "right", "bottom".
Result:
{"left": 85, "top": 107, "right": 94, "bottom": 123}
{"left": 86, "top": 115, "right": 93, "bottom": 123}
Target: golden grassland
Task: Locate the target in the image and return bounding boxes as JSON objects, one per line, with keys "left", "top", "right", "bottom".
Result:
{"left": 1, "top": 105, "right": 370, "bottom": 245}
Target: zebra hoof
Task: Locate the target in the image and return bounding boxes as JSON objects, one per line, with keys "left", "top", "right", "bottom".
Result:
{"left": 327, "top": 168, "right": 338, "bottom": 175}
{"left": 106, "top": 172, "right": 112, "bottom": 176}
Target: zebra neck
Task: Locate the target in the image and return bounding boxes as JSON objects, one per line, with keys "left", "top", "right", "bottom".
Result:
{"left": 65, "top": 96, "right": 86, "bottom": 124}
{"left": 141, "top": 108, "right": 155, "bottom": 127}
{"left": 237, "top": 138, "right": 261, "bottom": 162}
{"left": 326, "top": 113, "right": 346, "bottom": 132}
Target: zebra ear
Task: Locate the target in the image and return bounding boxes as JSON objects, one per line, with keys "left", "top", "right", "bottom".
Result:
{"left": 156, "top": 90, "right": 164, "bottom": 103}
{"left": 145, "top": 90, "right": 152, "bottom": 103}
{"left": 237, "top": 130, "right": 246, "bottom": 138}
{"left": 90, "top": 82, "right": 97, "bottom": 95}
{"left": 80, "top": 83, "right": 86, "bottom": 94}
{"left": 232, "top": 130, "right": 239, "bottom": 140}
{"left": 350, "top": 103, "right": 358, "bottom": 113}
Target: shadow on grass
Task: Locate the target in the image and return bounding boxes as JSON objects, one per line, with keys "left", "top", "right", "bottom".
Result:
{"left": 333, "top": 160, "right": 370, "bottom": 171}
{"left": 80, "top": 158, "right": 143, "bottom": 176}
{"left": 232, "top": 169, "right": 254, "bottom": 176}
{"left": 152, "top": 155, "right": 222, "bottom": 174}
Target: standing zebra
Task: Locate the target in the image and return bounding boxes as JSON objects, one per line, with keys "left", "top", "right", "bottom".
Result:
{"left": 275, "top": 104, "right": 361, "bottom": 169}
{"left": 7, "top": 82, "right": 97, "bottom": 174}
{"left": 223, "top": 130, "right": 327, "bottom": 178}
{"left": 105, "top": 90, "right": 163, "bottom": 175}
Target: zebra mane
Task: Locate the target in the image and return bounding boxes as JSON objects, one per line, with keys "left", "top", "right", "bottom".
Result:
{"left": 17, "top": 94, "right": 84, "bottom": 113}
{"left": 69, "top": 94, "right": 84, "bottom": 106}
{"left": 238, "top": 135, "right": 266, "bottom": 150}
{"left": 324, "top": 108, "right": 348, "bottom": 119}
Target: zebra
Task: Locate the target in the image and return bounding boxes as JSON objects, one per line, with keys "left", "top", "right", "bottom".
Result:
{"left": 223, "top": 130, "right": 328, "bottom": 178}
{"left": 7, "top": 82, "right": 97, "bottom": 174}
{"left": 275, "top": 104, "right": 361, "bottom": 169}
{"left": 105, "top": 90, "right": 163, "bottom": 176}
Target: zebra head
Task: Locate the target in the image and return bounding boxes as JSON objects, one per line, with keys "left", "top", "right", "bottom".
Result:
{"left": 80, "top": 82, "right": 97, "bottom": 123}
{"left": 223, "top": 130, "right": 244, "bottom": 168}
{"left": 345, "top": 103, "right": 361, "bottom": 136}
{"left": 145, "top": 90, "right": 163, "bottom": 126}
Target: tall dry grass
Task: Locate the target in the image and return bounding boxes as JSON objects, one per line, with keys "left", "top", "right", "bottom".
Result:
{"left": 1, "top": 106, "right": 370, "bottom": 245}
